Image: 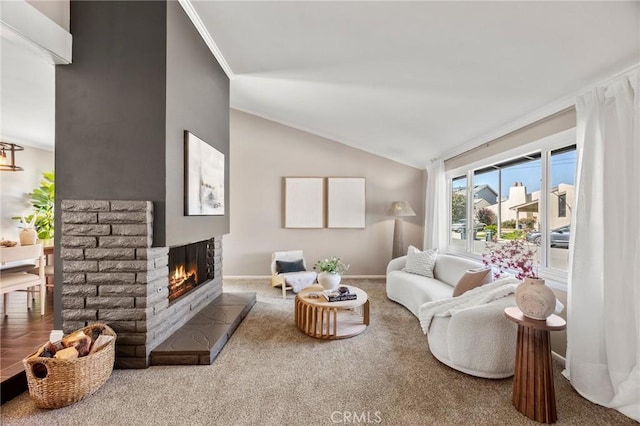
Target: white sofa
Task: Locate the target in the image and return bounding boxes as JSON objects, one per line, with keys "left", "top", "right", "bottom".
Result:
{"left": 386, "top": 253, "right": 517, "bottom": 379}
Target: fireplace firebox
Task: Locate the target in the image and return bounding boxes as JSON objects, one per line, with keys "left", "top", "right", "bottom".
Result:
{"left": 168, "top": 239, "right": 216, "bottom": 303}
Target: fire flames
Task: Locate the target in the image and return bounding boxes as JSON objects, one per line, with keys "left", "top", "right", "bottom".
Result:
{"left": 168, "top": 264, "right": 198, "bottom": 303}
{"left": 169, "top": 264, "right": 197, "bottom": 289}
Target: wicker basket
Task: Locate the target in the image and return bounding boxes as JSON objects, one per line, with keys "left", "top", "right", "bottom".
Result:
{"left": 22, "top": 323, "right": 117, "bottom": 409}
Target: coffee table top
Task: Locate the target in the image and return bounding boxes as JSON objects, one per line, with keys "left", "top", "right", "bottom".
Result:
{"left": 297, "top": 284, "right": 367, "bottom": 308}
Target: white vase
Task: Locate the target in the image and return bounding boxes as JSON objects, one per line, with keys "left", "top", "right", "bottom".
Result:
{"left": 515, "top": 277, "right": 556, "bottom": 320}
{"left": 19, "top": 228, "right": 37, "bottom": 246}
{"left": 318, "top": 272, "right": 341, "bottom": 290}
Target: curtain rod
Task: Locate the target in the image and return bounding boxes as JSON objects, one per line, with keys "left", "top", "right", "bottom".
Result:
{"left": 445, "top": 105, "right": 576, "bottom": 163}
{"left": 443, "top": 62, "right": 639, "bottom": 164}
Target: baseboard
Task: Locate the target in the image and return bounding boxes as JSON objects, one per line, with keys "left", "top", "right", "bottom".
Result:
{"left": 224, "top": 276, "right": 272, "bottom": 280}
{"left": 551, "top": 351, "right": 566, "bottom": 368}
{"left": 343, "top": 275, "right": 386, "bottom": 279}
{"left": 223, "top": 275, "right": 386, "bottom": 280}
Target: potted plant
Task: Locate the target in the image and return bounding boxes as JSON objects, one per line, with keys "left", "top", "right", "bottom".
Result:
{"left": 13, "top": 171, "right": 55, "bottom": 243}
{"left": 482, "top": 238, "right": 556, "bottom": 320}
{"left": 313, "top": 257, "right": 349, "bottom": 290}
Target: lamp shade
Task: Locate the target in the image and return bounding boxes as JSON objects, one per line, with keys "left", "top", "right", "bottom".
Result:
{"left": 387, "top": 201, "right": 416, "bottom": 217}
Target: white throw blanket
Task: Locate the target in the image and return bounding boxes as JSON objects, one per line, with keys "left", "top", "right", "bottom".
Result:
{"left": 418, "top": 276, "right": 520, "bottom": 334}
{"left": 281, "top": 271, "right": 317, "bottom": 293}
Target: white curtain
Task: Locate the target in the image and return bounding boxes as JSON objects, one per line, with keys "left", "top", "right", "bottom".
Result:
{"left": 424, "top": 159, "right": 448, "bottom": 250}
{"left": 565, "top": 69, "right": 639, "bottom": 421}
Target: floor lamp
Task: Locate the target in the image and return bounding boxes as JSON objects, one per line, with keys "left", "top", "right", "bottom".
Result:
{"left": 388, "top": 201, "right": 416, "bottom": 258}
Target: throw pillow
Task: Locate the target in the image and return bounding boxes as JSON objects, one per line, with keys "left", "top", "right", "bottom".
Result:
{"left": 407, "top": 245, "right": 420, "bottom": 255}
{"left": 402, "top": 248, "right": 438, "bottom": 278}
{"left": 452, "top": 267, "right": 493, "bottom": 297}
{"left": 276, "top": 259, "right": 306, "bottom": 274}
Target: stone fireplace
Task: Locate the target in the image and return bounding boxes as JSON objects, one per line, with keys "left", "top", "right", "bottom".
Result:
{"left": 60, "top": 199, "right": 223, "bottom": 368}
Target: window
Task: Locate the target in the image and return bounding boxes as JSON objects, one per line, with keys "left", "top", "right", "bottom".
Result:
{"left": 450, "top": 176, "right": 468, "bottom": 249}
{"left": 446, "top": 130, "right": 576, "bottom": 283}
{"left": 558, "top": 194, "right": 567, "bottom": 217}
{"left": 548, "top": 146, "right": 576, "bottom": 269}
{"left": 471, "top": 155, "right": 541, "bottom": 255}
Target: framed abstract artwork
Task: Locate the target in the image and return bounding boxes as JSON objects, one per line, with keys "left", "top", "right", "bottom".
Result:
{"left": 284, "top": 177, "right": 324, "bottom": 228}
{"left": 327, "top": 177, "right": 366, "bottom": 228}
{"left": 184, "top": 131, "right": 225, "bottom": 216}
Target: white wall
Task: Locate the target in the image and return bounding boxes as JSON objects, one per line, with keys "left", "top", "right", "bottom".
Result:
{"left": 0, "top": 146, "right": 54, "bottom": 241}
{"left": 224, "top": 110, "right": 425, "bottom": 276}
{"left": 26, "top": 0, "right": 70, "bottom": 31}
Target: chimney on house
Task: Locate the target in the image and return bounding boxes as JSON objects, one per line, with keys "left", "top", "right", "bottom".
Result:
{"left": 509, "top": 182, "right": 527, "bottom": 207}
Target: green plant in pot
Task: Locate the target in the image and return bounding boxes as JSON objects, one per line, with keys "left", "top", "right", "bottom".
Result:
{"left": 13, "top": 171, "right": 55, "bottom": 242}
{"left": 313, "top": 257, "right": 349, "bottom": 290}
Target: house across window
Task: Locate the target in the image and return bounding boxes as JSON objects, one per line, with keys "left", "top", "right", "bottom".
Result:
{"left": 558, "top": 193, "right": 567, "bottom": 217}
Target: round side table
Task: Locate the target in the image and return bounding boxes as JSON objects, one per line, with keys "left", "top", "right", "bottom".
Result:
{"left": 504, "top": 306, "right": 566, "bottom": 424}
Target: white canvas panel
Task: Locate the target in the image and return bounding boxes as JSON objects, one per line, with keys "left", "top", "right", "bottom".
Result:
{"left": 327, "top": 177, "right": 365, "bottom": 228}
{"left": 284, "top": 177, "right": 324, "bottom": 228}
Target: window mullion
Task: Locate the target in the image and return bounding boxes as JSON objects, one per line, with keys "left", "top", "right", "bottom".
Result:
{"left": 539, "top": 150, "right": 550, "bottom": 270}
{"left": 467, "top": 169, "right": 474, "bottom": 254}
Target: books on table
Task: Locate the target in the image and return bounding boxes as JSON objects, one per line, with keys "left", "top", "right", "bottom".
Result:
{"left": 322, "top": 289, "right": 357, "bottom": 302}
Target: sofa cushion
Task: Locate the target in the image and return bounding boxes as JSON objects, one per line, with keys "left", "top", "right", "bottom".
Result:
{"left": 427, "top": 296, "right": 517, "bottom": 379}
{"left": 433, "top": 254, "right": 485, "bottom": 287}
{"left": 452, "top": 267, "right": 493, "bottom": 297}
{"left": 276, "top": 259, "right": 305, "bottom": 273}
{"left": 386, "top": 270, "right": 453, "bottom": 317}
{"left": 403, "top": 247, "right": 437, "bottom": 278}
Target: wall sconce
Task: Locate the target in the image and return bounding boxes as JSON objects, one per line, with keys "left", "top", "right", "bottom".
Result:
{"left": 387, "top": 201, "right": 416, "bottom": 258}
{"left": 0, "top": 142, "right": 24, "bottom": 172}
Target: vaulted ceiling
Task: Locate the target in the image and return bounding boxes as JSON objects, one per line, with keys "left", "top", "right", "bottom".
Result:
{"left": 192, "top": 1, "right": 639, "bottom": 168}
{"left": 2, "top": 1, "right": 639, "bottom": 168}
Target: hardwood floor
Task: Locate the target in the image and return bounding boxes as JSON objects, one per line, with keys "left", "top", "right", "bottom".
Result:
{"left": 0, "top": 289, "right": 54, "bottom": 403}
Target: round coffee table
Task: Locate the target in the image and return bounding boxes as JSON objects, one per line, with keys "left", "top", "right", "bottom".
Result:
{"left": 295, "top": 285, "right": 369, "bottom": 339}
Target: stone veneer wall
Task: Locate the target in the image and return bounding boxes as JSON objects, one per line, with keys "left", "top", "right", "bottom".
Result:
{"left": 60, "top": 200, "right": 223, "bottom": 368}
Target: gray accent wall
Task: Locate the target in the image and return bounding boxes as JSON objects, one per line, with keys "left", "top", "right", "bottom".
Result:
{"left": 165, "top": 1, "right": 230, "bottom": 247}
{"left": 54, "top": 1, "right": 230, "bottom": 327}
{"left": 56, "top": 0, "right": 167, "bottom": 244}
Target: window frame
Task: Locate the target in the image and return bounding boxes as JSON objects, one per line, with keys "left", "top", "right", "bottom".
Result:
{"left": 445, "top": 128, "right": 576, "bottom": 289}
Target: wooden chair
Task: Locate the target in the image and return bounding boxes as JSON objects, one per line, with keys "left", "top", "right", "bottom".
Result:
{"left": 28, "top": 246, "right": 54, "bottom": 291}
{"left": 271, "top": 250, "right": 317, "bottom": 299}
{"left": 0, "top": 244, "right": 46, "bottom": 316}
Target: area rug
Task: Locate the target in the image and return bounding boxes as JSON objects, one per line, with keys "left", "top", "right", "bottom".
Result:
{"left": 0, "top": 279, "right": 634, "bottom": 425}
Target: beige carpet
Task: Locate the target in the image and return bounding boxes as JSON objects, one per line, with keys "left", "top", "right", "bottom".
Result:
{"left": 0, "top": 279, "right": 634, "bottom": 425}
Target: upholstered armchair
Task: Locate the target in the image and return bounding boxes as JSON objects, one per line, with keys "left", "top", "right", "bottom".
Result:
{"left": 271, "top": 250, "right": 317, "bottom": 298}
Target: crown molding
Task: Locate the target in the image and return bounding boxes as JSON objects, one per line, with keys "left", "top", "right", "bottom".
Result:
{"left": 178, "top": 0, "right": 234, "bottom": 80}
